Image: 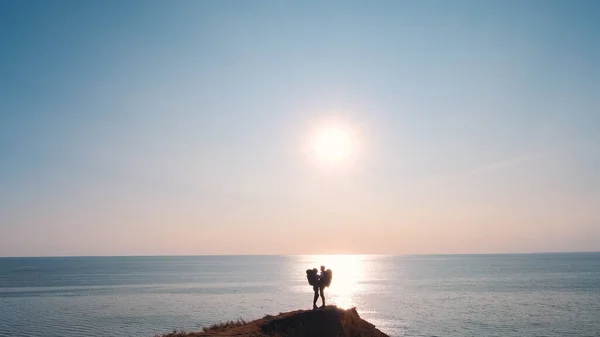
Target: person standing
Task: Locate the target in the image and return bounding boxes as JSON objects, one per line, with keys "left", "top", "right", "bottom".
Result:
{"left": 313, "top": 265, "right": 327, "bottom": 309}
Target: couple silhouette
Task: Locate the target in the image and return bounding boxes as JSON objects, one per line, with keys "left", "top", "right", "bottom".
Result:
{"left": 306, "top": 265, "right": 333, "bottom": 309}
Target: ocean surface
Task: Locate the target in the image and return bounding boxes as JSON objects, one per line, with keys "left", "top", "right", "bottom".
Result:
{"left": 0, "top": 254, "right": 599, "bottom": 337}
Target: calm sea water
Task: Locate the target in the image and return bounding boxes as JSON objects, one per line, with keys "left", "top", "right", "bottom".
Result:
{"left": 0, "top": 254, "right": 599, "bottom": 337}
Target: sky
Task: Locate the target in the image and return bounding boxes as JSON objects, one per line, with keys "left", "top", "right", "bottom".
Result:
{"left": 1, "top": 0, "right": 599, "bottom": 256}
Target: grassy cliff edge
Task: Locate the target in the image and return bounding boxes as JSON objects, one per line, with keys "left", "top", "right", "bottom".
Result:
{"left": 158, "top": 306, "right": 389, "bottom": 337}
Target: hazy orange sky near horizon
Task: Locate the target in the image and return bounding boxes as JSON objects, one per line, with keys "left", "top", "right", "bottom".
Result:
{"left": 1, "top": 1, "right": 599, "bottom": 257}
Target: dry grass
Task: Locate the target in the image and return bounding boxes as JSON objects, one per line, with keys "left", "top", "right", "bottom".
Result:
{"left": 156, "top": 329, "right": 188, "bottom": 337}
{"left": 202, "top": 318, "right": 247, "bottom": 332}
{"left": 155, "top": 318, "right": 247, "bottom": 337}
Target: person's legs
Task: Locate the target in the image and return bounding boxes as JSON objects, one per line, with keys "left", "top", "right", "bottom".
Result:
{"left": 313, "top": 286, "right": 319, "bottom": 309}
{"left": 319, "top": 286, "right": 325, "bottom": 307}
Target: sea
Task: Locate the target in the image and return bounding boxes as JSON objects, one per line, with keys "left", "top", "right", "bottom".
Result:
{"left": 0, "top": 254, "right": 599, "bottom": 337}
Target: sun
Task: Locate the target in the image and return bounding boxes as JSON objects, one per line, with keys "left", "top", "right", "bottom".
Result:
{"left": 311, "top": 124, "right": 358, "bottom": 165}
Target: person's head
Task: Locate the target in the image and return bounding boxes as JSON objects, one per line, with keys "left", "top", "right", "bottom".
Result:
{"left": 313, "top": 268, "right": 318, "bottom": 273}
{"left": 320, "top": 265, "right": 325, "bottom": 272}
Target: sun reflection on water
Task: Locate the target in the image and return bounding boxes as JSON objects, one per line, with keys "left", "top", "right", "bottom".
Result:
{"left": 303, "top": 255, "right": 367, "bottom": 309}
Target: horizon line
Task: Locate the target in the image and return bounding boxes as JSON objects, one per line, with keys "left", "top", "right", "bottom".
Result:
{"left": 1, "top": 251, "right": 599, "bottom": 259}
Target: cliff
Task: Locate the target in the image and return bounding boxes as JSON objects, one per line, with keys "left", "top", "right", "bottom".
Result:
{"left": 159, "top": 306, "right": 389, "bottom": 337}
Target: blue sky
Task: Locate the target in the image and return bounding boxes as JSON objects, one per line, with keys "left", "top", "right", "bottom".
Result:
{"left": 1, "top": 0, "right": 599, "bottom": 256}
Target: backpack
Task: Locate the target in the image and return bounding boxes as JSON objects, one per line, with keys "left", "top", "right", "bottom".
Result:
{"left": 306, "top": 269, "right": 318, "bottom": 286}
{"left": 321, "top": 269, "right": 333, "bottom": 287}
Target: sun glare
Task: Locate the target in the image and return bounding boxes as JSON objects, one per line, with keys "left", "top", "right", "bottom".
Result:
{"left": 308, "top": 121, "right": 359, "bottom": 166}
{"left": 307, "top": 255, "right": 365, "bottom": 309}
